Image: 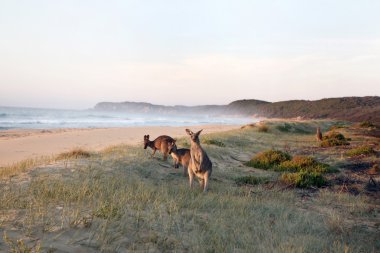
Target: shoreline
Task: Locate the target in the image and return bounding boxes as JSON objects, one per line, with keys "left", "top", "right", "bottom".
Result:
{"left": 0, "top": 124, "right": 239, "bottom": 167}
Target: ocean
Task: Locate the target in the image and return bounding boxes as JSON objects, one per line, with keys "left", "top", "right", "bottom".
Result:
{"left": 0, "top": 106, "right": 256, "bottom": 129}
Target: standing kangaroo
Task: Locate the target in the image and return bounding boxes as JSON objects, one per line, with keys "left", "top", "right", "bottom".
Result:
{"left": 316, "top": 127, "right": 323, "bottom": 142}
{"left": 168, "top": 140, "right": 191, "bottom": 177}
{"left": 144, "top": 135, "right": 175, "bottom": 161}
{"left": 186, "top": 129, "right": 212, "bottom": 192}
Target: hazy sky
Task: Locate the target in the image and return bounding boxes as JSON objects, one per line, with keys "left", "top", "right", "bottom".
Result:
{"left": 1, "top": 0, "right": 379, "bottom": 109}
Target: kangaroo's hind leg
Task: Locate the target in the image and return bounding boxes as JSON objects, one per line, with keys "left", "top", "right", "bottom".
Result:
{"left": 172, "top": 156, "right": 179, "bottom": 168}
{"left": 203, "top": 171, "right": 210, "bottom": 192}
{"left": 161, "top": 143, "right": 169, "bottom": 161}
{"left": 199, "top": 178, "right": 205, "bottom": 190}
{"left": 188, "top": 167, "right": 194, "bottom": 189}
{"left": 151, "top": 148, "right": 157, "bottom": 158}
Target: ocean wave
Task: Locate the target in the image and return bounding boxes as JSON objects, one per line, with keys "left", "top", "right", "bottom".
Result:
{"left": 0, "top": 113, "right": 8, "bottom": 118}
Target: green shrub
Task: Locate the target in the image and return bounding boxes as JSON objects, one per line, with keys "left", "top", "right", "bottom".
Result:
{"left": 276, "top": 123, "right": 292, "bottom": 132}
{"left": 359, "top": 121, "right": 375, "bottom": 128}
{"left": 345, "top": 145, "right": 376, "bottom": 157}
{"left": 320, "top": 131, "right": 349, "bottom": 147}
{"left": 235, "top": 176, "right": 269, "bottom": 186}
{"left": 278, "top": 155, "right": 331, "bottom": 173}
{"left": 245, "top": 150, "right": 291, "bottom": 169}
{"left": 202, "top": 138, "right": 226, "bottom": 147}
{"left": 281, "top": 171, "right": 327, "bottom": 188}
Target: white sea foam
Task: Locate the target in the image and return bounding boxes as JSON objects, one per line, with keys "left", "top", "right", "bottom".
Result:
{"left": 0, "top": 106, "right": 257, "bottom": 129}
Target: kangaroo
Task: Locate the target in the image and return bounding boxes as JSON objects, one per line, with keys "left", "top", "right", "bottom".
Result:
{"left": 316, "top": 127, "right": 322, "bottom": 141}
{"left": 168, "top": 140, "right": 191, "bottom": 177}
{"left": 143, "top": 135, "right": 175, "bottom": 161}
{"left": 185, "top": 129, "right": 212, "bottom": 192}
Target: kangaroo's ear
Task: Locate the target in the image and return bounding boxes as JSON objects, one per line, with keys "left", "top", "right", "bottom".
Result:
{"left": 194, "top": 129, "right": 203, "bottom": 137}
{"left": 144, "top": 135, "right": 146, "bottom": 139}
{"left": 186, "top": 129, "right": 193, "bottom": 135}
{"left": 147, "top": 135, "right": 149, "bottom": 139}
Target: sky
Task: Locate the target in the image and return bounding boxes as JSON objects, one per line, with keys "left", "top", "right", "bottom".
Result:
{"left": 0, "top": 0, "right": 379, "bottom": 109}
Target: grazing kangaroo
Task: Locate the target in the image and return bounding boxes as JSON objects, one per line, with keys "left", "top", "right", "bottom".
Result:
{"left": 168, "top": 140, "right": 191, "bottom": 177}
{"left": 186, "top": 129, "right": 212, "bottom": 192}
{"left": 143, "top": 135, "right": 175, "bottom": 161}
{"left": 316, "top": 127, "right": 323, "bottom": 141}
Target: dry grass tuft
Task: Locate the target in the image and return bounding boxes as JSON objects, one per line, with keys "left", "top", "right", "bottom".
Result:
{"left": 0, "top": 156, "right": 54, "bottom": 179}
{"left": 345, "top": 145, "right": 376, "bottom": 157}
{"left": 56, "top": 148, "right": 92, "bottom": 160}
{"left": 257, "top": 123, "right": 269, "bottom": 132}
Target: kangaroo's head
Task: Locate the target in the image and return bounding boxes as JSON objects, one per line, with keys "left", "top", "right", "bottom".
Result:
{"left": 186, "top": 129, "right": 203, "bottom": 143}
{"left": 168, "top": 140, "right": 177, "bottom": 154}
{"left": 143, "top": 135, "right": 150, "bottom": 149}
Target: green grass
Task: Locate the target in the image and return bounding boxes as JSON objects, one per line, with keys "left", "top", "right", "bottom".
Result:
{"left": 235, "top": 175, "right": 270, "bottom": 186}
{"left": 202, "top": 138, "right": 226, "bottom": 147}
{"left": 0, "top": 120, "right": 378, "bottom": 252}
{"left": 276, "top": 122, "right": 314, "bottom": 134}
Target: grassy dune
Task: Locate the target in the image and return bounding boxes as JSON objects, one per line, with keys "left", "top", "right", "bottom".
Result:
{"left": 0, "top": 121, "right": 379, "bottom": 252}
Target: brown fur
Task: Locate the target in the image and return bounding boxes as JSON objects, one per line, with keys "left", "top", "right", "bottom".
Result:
{"left": 168, "top": 141, "right": 191, "bottom": 177}
{"left": 316, "top": 127, "right": 323, "bottom": 141}
{"left": 185, "top": 129, "right": 212, "bottom": 192}
{"left": 143, "top": 135, "right": 174, "bottom": 161}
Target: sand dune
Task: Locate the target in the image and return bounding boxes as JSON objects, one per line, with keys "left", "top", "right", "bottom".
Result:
{"left": 0, "top": 125, "right": 238, "bottom": 167}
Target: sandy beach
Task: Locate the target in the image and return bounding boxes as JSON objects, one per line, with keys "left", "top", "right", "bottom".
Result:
{"left": 0, "top": 125, "right": 238, "bottom": 167}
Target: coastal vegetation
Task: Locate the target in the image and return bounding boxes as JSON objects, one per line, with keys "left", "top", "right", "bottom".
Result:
{"left": 0, "top": 120, "right": 379, "bottom": 252}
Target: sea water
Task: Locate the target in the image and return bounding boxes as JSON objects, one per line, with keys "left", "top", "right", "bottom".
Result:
{"left": 0, "top": 106, "right": 256, "bottom": 129}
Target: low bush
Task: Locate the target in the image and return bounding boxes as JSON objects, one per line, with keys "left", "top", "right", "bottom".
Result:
{"left": 281, "top": 171, "right": 327, "bottom": 188}
{"left": 320, "top": 131, "right": 349, "bottom": 147}
{"left": 235, "top": 176, "right": 269, "bottom": 186}
{"left": 345, "top": 145, "right": 376, "bottom": 157}
{"left": 359, "top": 121, "right": 375, "bottom": 128}
{"left": 245, "top": 150, "right": 291, "bottom": 169}
{"left": 278, "top": 155, "right": 331, "bottom": 173}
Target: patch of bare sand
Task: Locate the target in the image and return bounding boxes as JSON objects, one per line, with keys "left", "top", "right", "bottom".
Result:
{"left": 0, "top": 125, "right": 238, "bottom": 167}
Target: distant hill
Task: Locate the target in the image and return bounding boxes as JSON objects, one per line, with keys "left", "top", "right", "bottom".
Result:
{"left": 94, "top": 96, "right": 380, "bottom": 125}
{"left": 228, "top": 97, "right": 380, "bottom": 124}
